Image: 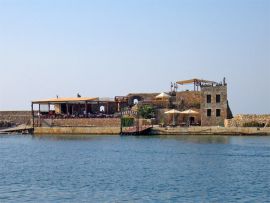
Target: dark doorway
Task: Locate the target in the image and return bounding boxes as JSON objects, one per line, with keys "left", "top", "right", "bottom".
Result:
{"left": 61, "top": 104, "right": 67, "bottom": 114}
{"left": 189, "top": 117, "right": 195, "bottom": 125}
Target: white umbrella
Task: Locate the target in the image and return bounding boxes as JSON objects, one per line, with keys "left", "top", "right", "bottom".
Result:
{"left": 165, "top": 109, "right": 181, "bottom": 126}
{"left": 165, "top": 109, "right": 181, "bottom": 114}
{"left": 180, "top": 109, "right": 199, "bottom": 126}
{"left": 180, "top": 109, "right": 199, "bottom": 114}
{"left": 156, "top": 92, "right": 170, "bottom": 99}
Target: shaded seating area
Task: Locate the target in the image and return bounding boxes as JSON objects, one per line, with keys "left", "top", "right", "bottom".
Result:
{"left": 164, "top": 109, "right": 201, "bottom": 127}
{"left": 31, "top": 97, "right": 126, "bottom": 121}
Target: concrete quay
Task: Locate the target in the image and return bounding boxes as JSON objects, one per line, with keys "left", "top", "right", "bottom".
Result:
{"left": 32, "top": 126, "right": 270, "bottom": 136}
{"left": 34, "top": 126, "right": 121, "bottom": 135}
{"left": 151, "top": 126, "right": 270, "bottom": 136}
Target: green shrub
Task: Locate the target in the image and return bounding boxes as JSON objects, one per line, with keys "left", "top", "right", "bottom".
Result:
{"left": 121, "top": 117, "right": 134, "bottom": 127}
{"left": 138, "top": 105, "right": 155, "bottom": 119}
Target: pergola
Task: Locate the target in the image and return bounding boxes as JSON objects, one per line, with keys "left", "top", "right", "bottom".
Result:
{"left": 176, "top": 78, "right": 218, "bottom": 91}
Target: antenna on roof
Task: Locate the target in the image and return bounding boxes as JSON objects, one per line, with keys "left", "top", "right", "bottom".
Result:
{"left": 223, "top": 77, "right": 227, "bottom": 86}
{"left": 174, "top": 83, "right": 178, "bottom": 92}
{"left": 77, "top": 93, "right": 81, "bottom": 98}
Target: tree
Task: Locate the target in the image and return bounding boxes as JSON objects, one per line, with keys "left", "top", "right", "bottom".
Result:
{"left": 138, "top": 105, "right": 155, "bottom": 119}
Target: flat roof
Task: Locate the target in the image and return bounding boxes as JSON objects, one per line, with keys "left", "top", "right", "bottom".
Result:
{"left": 32, "top": 97, "right": 98, "bottom": 104}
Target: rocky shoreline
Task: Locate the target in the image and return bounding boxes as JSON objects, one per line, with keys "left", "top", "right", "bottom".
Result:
{"left": 0, "top": 120, "right": 15, "bottom": 129}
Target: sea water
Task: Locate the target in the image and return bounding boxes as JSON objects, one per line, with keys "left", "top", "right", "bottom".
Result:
{"left": 0, "top": 135, "right": 269, "bottom": 202}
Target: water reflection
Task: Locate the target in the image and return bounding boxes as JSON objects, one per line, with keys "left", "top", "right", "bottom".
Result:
{"left": 159, "top": 135, "right": 229, "bottom": 144}
{"left": 33, "top": 134, "right": 117, "bottom": 141}
{"left": 33, "top": 134, "right": 229, "bottom": 144}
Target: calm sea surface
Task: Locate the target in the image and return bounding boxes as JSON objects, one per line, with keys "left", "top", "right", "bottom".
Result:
{"left": 0, "top": 135, "right": 270, "bottom": 203}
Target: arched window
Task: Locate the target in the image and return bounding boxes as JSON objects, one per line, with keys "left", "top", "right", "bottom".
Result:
{"left": 100, "top": 106, "right": 105, "bottom": 112}
{"left": 133, "top": 99, "right": 139, "bottom": 105}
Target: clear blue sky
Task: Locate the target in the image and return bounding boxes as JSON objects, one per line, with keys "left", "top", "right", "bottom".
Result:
{"left": 0, "top": 0, "right": 269, "bottom": 114}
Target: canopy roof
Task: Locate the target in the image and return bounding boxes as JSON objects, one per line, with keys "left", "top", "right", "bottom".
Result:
{"left": 32, "top": 97, "right": 98, "bottom": 104}
{"left": 156, "top": 92, "right": 171, "bottom": 98}
{"left": 180, "top": 109, "right": 199, "bottom": 114}
{"left": 165, "top": 109, "right": 181, "bottom": 114}
{"left": 177, "top": 78, "right": 218, "bottom": 85}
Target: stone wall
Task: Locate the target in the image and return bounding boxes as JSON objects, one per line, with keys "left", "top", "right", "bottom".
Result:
{"left": 175, "top": 91, "right": 201, "bottom": 109}
{"left": 34, "top": 126, "right": 121, "bottom": 135}
{"left": 0, "top": 111, "right": 32, "bottom": 125}
{"left": 200, "top": 85, "right": 228, "bottom": 126}
{"left": 225, "top": 114, "right": 270, "bottom": 127}
{"left": 50, "top": 118, "right": 121, "bottom": 127}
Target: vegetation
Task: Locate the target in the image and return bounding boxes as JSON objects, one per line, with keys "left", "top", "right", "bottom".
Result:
{"left": 243, "top": 121, "right": 269, "bottom": 127}
{"left": 121, "top": 117, "right": 134, "bottom": 127}
{"left": 138, "top": 105, "right": 155, "bottom": 119}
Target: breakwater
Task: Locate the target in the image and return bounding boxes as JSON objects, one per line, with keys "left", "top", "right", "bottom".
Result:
{"left": 0, "top": 120, "right": 15, "bottom": 129}
{"left": 0, "top": 111, "right": 32, "bottom": 125}
{"left": 225, "top": 114, "right": 270, "bottom": 127}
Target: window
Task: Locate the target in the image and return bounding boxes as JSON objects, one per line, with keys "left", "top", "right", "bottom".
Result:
{"left": 100, "top": 106, "right": 105, "bottom": 112}
{"left": 133, "top": 99, "right": 139, "bottom": 105}
{"left": 216, "top": 94, "right": 221, "bottom": 103}
{"left": 207, "top": 95, "right": 211, "bottom": 103}
{"left": 207, "top": 109, "right": 211, "bottom": 117}
{"left": 216, "top": 109, "right": 221, "bottom": 117}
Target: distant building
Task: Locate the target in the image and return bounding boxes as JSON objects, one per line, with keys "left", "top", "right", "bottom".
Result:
{"left": 31, "top": 97, "right": 129, "bottom": 118}
{"left": 125, "top": 78, "right": 233, "bottom": 126}
{"left": 200, "top": 85, "right": 229, "bottom": 126}
{"left": 31, "top": 78, "right": 233, "bottom": 127}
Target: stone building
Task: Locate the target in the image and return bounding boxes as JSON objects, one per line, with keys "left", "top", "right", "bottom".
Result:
{"left": 125, "top": 78, "right": 232, "bottom": 126}
{"left": 200, "top": 85, "right": 228, "bottom": 126}
{"left": 31, "top": 78, "right": 233, "bottom": 127}
{"left": 177, "top": 78, "right": 232, "bottom": 126}
{"left": 126, "top": 93, "right": 160, "bottom": 106}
